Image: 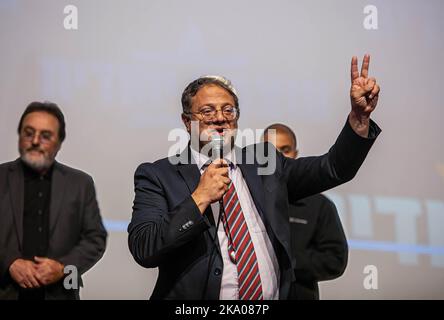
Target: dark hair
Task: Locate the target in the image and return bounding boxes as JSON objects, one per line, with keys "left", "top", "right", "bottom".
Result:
{"left": 263, "top": 123, "right": 297, "bottom": 149}
{"left": 17, "top": 101, "right": 66, "bottom": 142}
{"left": 181, "top": 76, "right": 239, "bottom": 114}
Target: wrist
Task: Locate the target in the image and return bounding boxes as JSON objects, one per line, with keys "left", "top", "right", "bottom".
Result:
{"left": 348, "top": 111, "right": 370, "bottom": 138}
{"left": 9, "top": 258, "right": 22, "bottom": 271}
{"left": 58, "top": 261, "right": 65, "bottom": 276}
{"left": 191, "top": 191, "right": 210, "bottom": 214}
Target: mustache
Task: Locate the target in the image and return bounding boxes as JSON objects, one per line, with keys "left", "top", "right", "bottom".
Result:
{"left": 26, "top": 147, "right": 44, "bottom": 153}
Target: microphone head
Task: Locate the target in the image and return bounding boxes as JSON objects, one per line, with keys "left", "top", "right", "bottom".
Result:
{"left": 210, "top": 133, "right": 224, "bottom": 160}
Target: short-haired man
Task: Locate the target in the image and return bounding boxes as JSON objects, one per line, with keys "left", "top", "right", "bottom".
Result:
{"left": 128, "top": 55, "right": 380, "bottom": 299}
{"left": 263, "top": 123, "right": 348, "bottom": 299}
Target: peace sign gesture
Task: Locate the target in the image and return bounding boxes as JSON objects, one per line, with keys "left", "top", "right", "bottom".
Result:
{"left": 349, "top": 54, "right": 381, "bottom": 136}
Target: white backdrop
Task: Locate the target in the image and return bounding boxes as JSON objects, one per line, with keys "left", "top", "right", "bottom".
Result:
{"left": 0, "top": 0, "right": 443, "bottom": 299}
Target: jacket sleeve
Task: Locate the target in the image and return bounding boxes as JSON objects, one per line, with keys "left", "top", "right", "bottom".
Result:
{"left": 128, "top": 163, "right": 210, "bottom": 268}
{"left": 293, "top": 198, "right": 348, "bottom": 282}
{"left": 0, "top": 249, "right": 21, "bottom": 285}
{"left": 57, "top": 176, "right": 107, "bottom": 275}
{"left": 285, "top": 118, "right": 381, "bottom": 203}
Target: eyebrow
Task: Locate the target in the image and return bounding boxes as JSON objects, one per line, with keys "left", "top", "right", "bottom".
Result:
{"left": 23, "top": 126, "right": 54, "bottom": 135}
{"left": 199, "top": 103, "right": 234, "bottom": 109}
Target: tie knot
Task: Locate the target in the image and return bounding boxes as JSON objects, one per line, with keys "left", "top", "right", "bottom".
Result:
{"left": 202, "top": 159, "right": 234, "bottom": 171}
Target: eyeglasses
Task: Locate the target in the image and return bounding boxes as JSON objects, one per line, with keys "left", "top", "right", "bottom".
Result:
{"left": 185, "top": 105, "right": 238, "bottom": 122}
{"left": 21, "top": 128, "right": 55, "bottom": 144}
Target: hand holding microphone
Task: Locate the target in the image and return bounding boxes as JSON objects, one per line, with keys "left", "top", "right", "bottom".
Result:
{"left": 191, "top": 133, "right": 231, "bottom": 214}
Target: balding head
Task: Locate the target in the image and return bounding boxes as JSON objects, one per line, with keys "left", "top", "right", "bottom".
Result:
{"left": 263, "top": 123, "right": 298, "bottom": 159}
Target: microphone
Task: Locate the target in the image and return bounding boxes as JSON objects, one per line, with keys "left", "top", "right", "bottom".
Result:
{"left": 210, "top": 132, "right": 225, "bottom": 204}
{"left": 211, "top": 132, "right": 236, "bottom": 264}
{"left": 211, "top": 133, "right": 224, "bottom": 160}
{"left": 202, "top": 132, "right": 227, "bottom": 298}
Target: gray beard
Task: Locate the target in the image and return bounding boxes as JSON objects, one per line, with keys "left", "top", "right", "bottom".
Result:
{"left": 20, "top": 151, "right": 53, "bottom": 172}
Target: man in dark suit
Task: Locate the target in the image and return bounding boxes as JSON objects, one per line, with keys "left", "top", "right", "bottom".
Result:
{"left": 263, "top": 123, "right": 348, "bottom": 300}
{"left": 0, "top": 101, "right": 107, "bottom": 300}
{"left": 128, "top": 55, "right": 381, "bottom": 299}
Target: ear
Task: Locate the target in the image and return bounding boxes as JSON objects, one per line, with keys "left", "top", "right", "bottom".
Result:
{"left": 181, "top": 113, "right": 191, "bottom": 133}
{"left": 56, "top": 141, "right": 63, "bottom": 153}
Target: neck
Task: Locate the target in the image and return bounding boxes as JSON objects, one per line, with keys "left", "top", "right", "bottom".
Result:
{"left": 20, "top": 158, "right": 54, "bottom": 176}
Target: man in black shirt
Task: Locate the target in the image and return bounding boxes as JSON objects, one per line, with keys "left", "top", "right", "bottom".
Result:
{"left": 0, "top": 101, "right": 107, "bottom": 299}
{"left": 263, "top": 123, "right": 348, "bottom": 300}
{"left": 19, "top": 163, "right": 53, "bottom": 300}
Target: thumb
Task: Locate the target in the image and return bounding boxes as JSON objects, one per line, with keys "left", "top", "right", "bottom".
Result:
{"left": 212, "top": 158, "right": 228, "bottom": 168}
{"left": 34, "top": 256, "right": 45, "bottom": 263}
{"left": 351, "top": 83, "right": 367, "bottom": 96}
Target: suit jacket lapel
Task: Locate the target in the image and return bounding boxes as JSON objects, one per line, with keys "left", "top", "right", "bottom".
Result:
{"left": 49, "top": 162, "right": 66, "bottom": 235}
{"left": 175, "top": 147, "right": 200, "bottom": 195}
{"left": 8, "top": 159, "right": 24, "bottom": 250}
{"left": 237, "top": 147, "right": 293, "bottom": 264}
{"left": 236, "top": 148, "right": 267, "bottom": 222}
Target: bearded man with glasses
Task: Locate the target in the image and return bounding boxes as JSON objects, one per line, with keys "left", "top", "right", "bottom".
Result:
{"left": 0, "top": 101, "right": 107, "bottom": 300}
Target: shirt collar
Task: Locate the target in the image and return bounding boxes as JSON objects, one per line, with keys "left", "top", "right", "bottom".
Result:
{"left": 190, "top": 145, "right": 237, "bottom": 171}
{"left": 21, "top": 159, "right": 54, "bottom": 181}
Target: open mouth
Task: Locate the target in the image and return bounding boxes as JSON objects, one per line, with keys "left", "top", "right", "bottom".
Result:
{"left": 210, "top": 128, "right": 229, "bottom": 136}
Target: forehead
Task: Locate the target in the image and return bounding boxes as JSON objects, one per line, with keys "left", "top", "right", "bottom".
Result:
{"left": 266, "top": 130, "right": 295, "bottom": 147}
{"left": 22, "top": 111, "right": 59, "bottom": 132}
{"left": 275, "top": 132, "right": 294, "bottom": 146}
{"left": 191, "top": 84, "right": 235, "bottom": 108}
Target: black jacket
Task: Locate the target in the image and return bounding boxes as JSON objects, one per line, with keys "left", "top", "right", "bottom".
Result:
{"left": 289, "top": 194, "right": 348, "bottom": 300}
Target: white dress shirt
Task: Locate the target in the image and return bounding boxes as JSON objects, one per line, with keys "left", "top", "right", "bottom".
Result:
{"left": 191, "top": 147, "right": 280, "bottom": 300}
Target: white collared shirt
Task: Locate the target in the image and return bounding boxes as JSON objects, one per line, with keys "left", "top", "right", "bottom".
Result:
{"left": 190, "top": 147, "right": 280, "bottom": 300}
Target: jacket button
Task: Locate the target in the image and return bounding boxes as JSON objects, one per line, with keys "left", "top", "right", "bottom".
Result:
{"left": 214, "top": 268, "right": 221, "bottom": 276}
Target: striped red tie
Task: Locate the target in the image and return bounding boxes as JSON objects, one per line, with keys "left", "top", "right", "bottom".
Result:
{"left": 222, "top": 181, "right": 263, "bottom": 300}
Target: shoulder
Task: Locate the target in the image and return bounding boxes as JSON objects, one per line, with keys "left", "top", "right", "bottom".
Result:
{"left": 242, "top": 141, "right": 278, "bottom": 158}
{"left": 0, "top": 160, "right": 19, "bottom": 172}
{"left": 55, "top": 162, "right": 95, "bottom": 185}
{"left": 0, "top": 160, "right": 19, "bottom": 184}
{"left": 134, "top": 155, "right": 185, "bottom": 186}
{"left": 135, "top": 156, "right": 178, "bottom": 175}
{"left": 241, "top": 142, "right": 283, "bottom": 170}
{"left": 298, "top": 193, "right": 336, "bottom": 210}
{"left": 308, "top": 194, "right": 338, "bottom": 215}
{"left": 0, "top": 159, "right": 26, "bottom": 180}
{"left": 318, "top": 194, "right": 337, "bottom": 209}
{"left": 311, "top": 193, "right": 332, "bottom": 204}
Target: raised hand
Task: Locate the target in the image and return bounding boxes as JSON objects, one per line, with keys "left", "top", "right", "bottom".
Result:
{"left": 349, "top": 54, "right": 381, "bottom": 137}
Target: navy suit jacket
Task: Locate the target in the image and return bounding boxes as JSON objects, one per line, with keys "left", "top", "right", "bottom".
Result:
{"left": 128, "top": 119, "right": 380, "bottom": 299}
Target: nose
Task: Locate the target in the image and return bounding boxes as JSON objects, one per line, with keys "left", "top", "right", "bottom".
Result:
{"left": 213, "top": 109, "right": 226, "bottom": 124}
{"left": 31, "top": 133, "right": 40, "bottom": 146}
